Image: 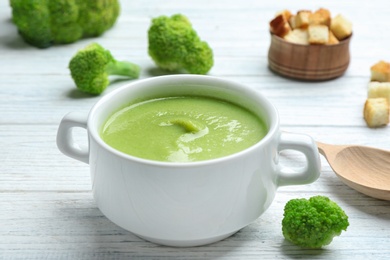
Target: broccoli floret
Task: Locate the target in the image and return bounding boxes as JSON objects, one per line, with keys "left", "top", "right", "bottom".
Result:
{"left": 10, "top": 0, "right": 120, "bottom": 48}
{"left": 148, "top": 14, "right": 214, "bottom": 75}
{"left": 69, "top": 43, "right": 140, "bottom": 95}
{"left": 282, "top": 195, "right": 349, "bottom": 249}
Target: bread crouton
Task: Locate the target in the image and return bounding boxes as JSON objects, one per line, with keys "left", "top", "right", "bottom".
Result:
{"left": 363, "top": 98, "right": 389, "bottom": 127}
{"left": 270, "top": 14, "right": 291, "bottom": 37}
{"left": 275, "top": 9, "right": 292, "bottom": 21}
{"left": 330, "top": 14, "right": 352, "bottom": 40}
{"left": 309, "top": 8, "right": 331, "bottom": 27}
{"left": 295, "top": 10, "right": 312, "bottom": 29}
{"left": 308, "top": 25, "right": 329, "bottom": 44}
{"left": 371, "top": 61, "right": 390, "bottom": 82}
{"left": 288, "top": 15, "right": 297, "bottom": 29}
{"left": 327, "top": 30, "right": 339, "bottom": 45}
{"left": 284, "top": 29, "right": 309, "bottom": 45}
{"left": 368, "top": 82, "right": 390, "bottom": 103}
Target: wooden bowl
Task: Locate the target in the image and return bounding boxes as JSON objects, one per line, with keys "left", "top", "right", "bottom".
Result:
{"left": 268, "top": 33, "right": 352, "bottom": 81}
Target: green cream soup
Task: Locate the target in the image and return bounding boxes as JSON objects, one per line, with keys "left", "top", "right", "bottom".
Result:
{"left": 100, "top": 96, "right": 267, "bottom": 162}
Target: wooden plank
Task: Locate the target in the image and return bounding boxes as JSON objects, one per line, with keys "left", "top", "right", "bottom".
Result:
{"left": 0, "top": 75, "right": 382, "bottom": 127}
{"left": 0, "top": 192, "right": 389, "bottom": 259}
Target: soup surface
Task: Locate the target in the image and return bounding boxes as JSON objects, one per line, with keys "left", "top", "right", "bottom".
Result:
{"left": 100, "top": 96, "right": 267, "bottom": 162}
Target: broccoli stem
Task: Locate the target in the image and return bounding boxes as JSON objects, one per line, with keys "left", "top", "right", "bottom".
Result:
{"left": 106, "top": 61, "right": 140, "bottom": 79}
{"left": 168, "top": 118, "right": 206, "bottom": 133}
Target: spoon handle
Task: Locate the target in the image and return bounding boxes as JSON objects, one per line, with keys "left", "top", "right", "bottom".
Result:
{"left": 316, "top": 141, "right": 332, "bottom": 156}
{"left": 316, "top": 142, "right": 348, "bottom": 162}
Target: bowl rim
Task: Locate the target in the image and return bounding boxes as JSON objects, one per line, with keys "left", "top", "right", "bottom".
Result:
{"left": 269, "top": 31, "right": 352, "bottom": 48}
{"left": 88, "top": 75, "right": 280, "bottom": 168}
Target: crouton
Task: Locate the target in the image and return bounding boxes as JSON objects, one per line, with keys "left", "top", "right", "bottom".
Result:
{"left": 284, "top": 29, "right": 309, "bottom": 45}
{"left": 363, "top": 98, "right": 389, "bottom": 127}
{"left": 295, "top": 10, "right": 312, "bottom": 29}
{"left": 370, "top": 61, "right": 390, "bottom": 82}
{"left": 270, "top": 14, "right": 291, "bottom": 37}
{"left": 330, "top": 14, "right": 352, "bottom": 40}
{"left": 288, "top": 15, "right": 297, "bottom": 29}
{"left": 309, "top": 8, "right": 331, "bottom": 27}
{"left": 368, "top": 82, "right": 390, "bottom": 103}
{"left": 327, "top": 30, "right": 339, "bottom": 45}
{"left": 275, "top": 9, "right": 292, "bottom": 21}
{"left": 308, "top": 25, "right": 329, "bottom": 44}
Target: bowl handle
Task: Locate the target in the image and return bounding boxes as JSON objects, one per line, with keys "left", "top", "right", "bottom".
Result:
{"left": 56, "top": 112, "right": 89, "bottom": 164}
{"left": 276, "top": 132, "right": 321, "bottom": 186}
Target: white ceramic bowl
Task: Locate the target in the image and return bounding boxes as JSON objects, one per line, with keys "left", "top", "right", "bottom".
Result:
{"left": 57, "top": 75, "right": 321, "bottom": 247}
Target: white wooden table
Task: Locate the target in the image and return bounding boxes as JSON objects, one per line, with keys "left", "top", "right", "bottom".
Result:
{"left": 1, "top": 0, "right": 390, "bottom": 259}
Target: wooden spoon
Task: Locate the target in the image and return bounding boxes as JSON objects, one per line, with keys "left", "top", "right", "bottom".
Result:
{"left": 317, "top": 142, "right": 390, "bottom": 200}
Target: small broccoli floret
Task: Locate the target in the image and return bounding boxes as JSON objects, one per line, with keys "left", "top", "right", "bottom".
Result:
{"left": 10, "top": 0, "right": 120, "bottom": 48}
{"left": 148, "top": 14, "right": 214, "bottom": 75}
{"left": 282, "top": 195, "right": 349, "bottom": 249}
{"left": 69, "top": 43, "right": 140, "bottom": 95}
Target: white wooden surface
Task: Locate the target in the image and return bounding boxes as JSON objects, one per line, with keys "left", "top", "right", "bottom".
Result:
{"left": 1, "top": 0, "right": 390, "bottom": 259}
